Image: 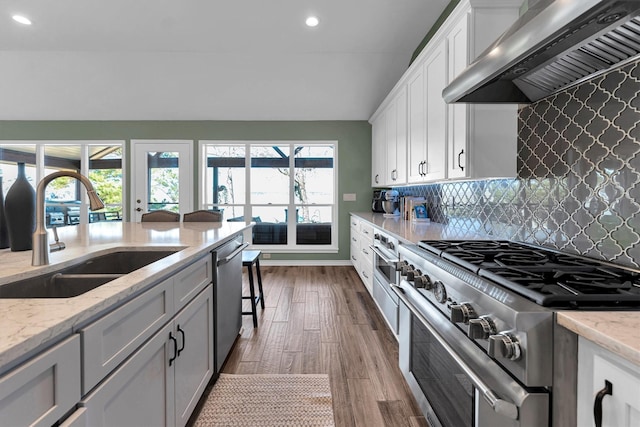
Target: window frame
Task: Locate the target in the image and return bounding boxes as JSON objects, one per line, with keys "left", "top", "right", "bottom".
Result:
{"left": 199, "top": 140, "right": 339, "bottom": 253}
{"left": 0, "top": 140, "right": 126, "bottom": 224}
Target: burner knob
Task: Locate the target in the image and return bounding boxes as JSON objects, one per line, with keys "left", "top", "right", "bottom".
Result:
{"left": 414, "top": 274, "right": 432, "bottom": 289}
{"left": 406, "top": 268, "right": 417, "bottom": 281}
{"left": 488, "top": 333, "right": 522, "bottom": 361}
{"left": 450, "top": 303, "right": 477, "bottom": 324}
{"left": 395, "top": 260, "right": 407, "bottom": 272}
{"left": 401, "top": 263, "right": 414, "bottom": 276}
{"left": 468, "top": 316, "right": 497, "bottom": 340}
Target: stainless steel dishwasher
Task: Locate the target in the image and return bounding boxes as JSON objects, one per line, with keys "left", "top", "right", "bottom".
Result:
{"left": 212, "top": 235, "right": 248, "bottom": 373}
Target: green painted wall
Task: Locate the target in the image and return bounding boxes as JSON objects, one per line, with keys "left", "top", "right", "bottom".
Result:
{"left": 0, "top": 120, "right": 372, "bottom": 262}
{"left": 409, "top": 0, "right": 461, "bottom": 66}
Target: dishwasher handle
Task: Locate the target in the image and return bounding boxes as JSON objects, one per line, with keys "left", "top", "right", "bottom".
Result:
{"left": 217, "top": 242, "right": 250, "bottom": 266}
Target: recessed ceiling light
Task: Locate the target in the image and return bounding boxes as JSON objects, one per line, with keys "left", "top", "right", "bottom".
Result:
{"left": 305, "top": 16, "right": 319, "bottom": 27}
{"left": 12, "top": 15, "right": 32, "bottom": 25}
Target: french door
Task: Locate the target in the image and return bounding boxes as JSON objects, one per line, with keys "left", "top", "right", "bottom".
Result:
{"left": 131, "top": 140, "right": 193, "bottom": 222}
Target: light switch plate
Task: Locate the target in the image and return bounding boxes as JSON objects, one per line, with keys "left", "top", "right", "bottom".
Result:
{"left": 343, "top": 193, "right": 357, "bottom": 201}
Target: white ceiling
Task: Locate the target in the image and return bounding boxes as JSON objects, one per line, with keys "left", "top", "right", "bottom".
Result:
{"left": 0, "top": 0, "right": 449, "bottom": 121}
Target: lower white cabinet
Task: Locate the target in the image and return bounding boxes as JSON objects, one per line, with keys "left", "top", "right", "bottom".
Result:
{"left": 349, "top": 215, "right": 374, "bottom": 294}
{"left": 81, "top": 285, "right": 214, "bottom": 427}
{"left": 577, "top": 337, "right": 640, "bottom": 427}
{"left": 0, "top": 335, "right": 81, "bottom": 427}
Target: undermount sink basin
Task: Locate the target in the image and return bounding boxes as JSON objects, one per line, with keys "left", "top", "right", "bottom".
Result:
{"left": 0, "top": 250, "right": 179, "bottom": 299}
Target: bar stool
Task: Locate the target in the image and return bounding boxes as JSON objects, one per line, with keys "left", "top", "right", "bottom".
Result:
{"left": 242, "top": 250, "right": 265, "bottom": 328}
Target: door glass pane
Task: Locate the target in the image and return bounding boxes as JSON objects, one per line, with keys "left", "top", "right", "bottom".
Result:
{"left": 250, "top": 145, "right": 289, "bottom": 204}
{"left": 148, "top": 152, "right": 180, "bottom": 213}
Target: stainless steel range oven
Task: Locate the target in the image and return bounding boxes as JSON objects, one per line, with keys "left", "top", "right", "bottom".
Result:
{"left": 371, "top": 230, "right": 400, "bottom": 335}
{"left": 393, "top": 240, "right": 640, "bottom": 427}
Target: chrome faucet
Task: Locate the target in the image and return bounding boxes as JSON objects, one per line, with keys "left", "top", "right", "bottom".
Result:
{"left": 32, "top": 171, "right": 105, "bottom": 266}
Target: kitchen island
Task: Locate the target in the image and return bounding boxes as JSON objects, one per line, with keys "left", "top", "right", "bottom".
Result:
{"left": 0, "top": 220, "right": 251, "bottom": 373}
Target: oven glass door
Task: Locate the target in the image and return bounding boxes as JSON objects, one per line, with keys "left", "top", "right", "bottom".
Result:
{"left": 411, "top": 315, "right": 474, "bottom": 427}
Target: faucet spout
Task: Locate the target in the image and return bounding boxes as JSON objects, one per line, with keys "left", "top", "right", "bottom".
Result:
{"left": 32, "top": 171, "right": 105, "bottom": 266}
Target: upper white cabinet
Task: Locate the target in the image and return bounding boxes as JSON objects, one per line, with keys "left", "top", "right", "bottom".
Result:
{"left": 370, "top": 0, "right": 521, "bottom": 185}
{"left": 372, "top": 88, "right": 407, "bottom": 187}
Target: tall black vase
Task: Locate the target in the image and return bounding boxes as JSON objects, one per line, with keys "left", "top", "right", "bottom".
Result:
{"left": 4, "top": 163, "right": 36, "bottom": 251}
{"left": 0, "top": 176, "right": 9, "bottom": 249}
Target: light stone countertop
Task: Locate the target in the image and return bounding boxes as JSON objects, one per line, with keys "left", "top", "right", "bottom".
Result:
{"left": 350, "top": 212, "right": 492, "bottom": 243}
{"left": 557, "top": 312, "right": 640, "bottom": 366}
{"left": 353, "top": 211, "right": 640, "bottom": 367}
{"left": 0, "top": 221, "right": 252, "bottom": 373}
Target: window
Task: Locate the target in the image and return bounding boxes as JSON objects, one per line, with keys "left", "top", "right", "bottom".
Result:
{"left": 0, "top": 142, "right": 124, "bottom": 227}
{"left": 201, "top": 141, "right": 337, "bottom": 252}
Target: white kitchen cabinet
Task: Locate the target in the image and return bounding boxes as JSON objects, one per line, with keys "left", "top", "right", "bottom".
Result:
{"left": 424, "top": 38, "right": 447, "bottom": 182}
{"left": 370, "top": 0, "right": 521, "bottom": 185}
{"left": 0, "top": 335, "right": 81, "bottom": 427}
{"left": 82, "top": 285, "right": 214, "bottom": 427}
{"left": 446, "top": 6, "right": 519, "bottom": 180}
{"left": 386, "top": 88, "right": 407, "bottom": 186}
{"left": 577, "top": 337, "right": 640, "bottom": 427}
{"left": 406, "top": 63, "right": 426, "bottom": 183}
{"left": 350, "top": 215, "right": 374, "bottom": 294}
{"left": 371, "top": 114, "right": 386, "bottom": 186}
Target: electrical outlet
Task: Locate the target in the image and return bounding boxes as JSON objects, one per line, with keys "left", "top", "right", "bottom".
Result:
{"left": 343, "top": 193, "right": 357, "bottom": 201}
{"left": 262, "top": 253, "right": 271, "bottom": 259}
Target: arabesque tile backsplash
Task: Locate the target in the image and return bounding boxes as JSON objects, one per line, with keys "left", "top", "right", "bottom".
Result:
{"left": 396, "top": 58, "right": 640, "bottom": 269}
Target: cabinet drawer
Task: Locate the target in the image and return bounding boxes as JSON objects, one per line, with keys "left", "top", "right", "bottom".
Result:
{"left": 350, "top": 217, "right": 359, "bottom": 228}
{"left": 350, "top": 242, "right": 359, "bottom": 266}
{"left": 81, "top": 277, "right": 174, "bottom": 394}
{"left": 359, "top": 223, "right": 374, "bottom": 243}
{"left": 174, "top": 255, "right": 212, "bottom": 312}
{"left": 0, "top": 335, "right": 80, "bottom": 427}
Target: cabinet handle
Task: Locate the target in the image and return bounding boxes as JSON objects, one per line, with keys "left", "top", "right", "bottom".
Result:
{"left": 593, "top": 379, "right": 613, "bottom": 427}
{"left": 362, "top": 271, "right": 369, "bottom": 279}
{"left": 392, "top": 169, "right": 397, "bottom": 181}
{"left": 169, "top": 332, "right": 178, "bottom": 366}
{"left": 458, "top": 149, "right": 465, "bottom": 171}
{"left": 375, "top": 174, "right": 379, "bottom": 184}
{"left": 418, "top": 161, "right": 423, "bottom": 176}
{"left": 177, "top": 325, "right": 186, "bottom": 356}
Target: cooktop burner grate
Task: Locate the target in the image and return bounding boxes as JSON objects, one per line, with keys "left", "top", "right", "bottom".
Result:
{"left": 418, "top": 240, "right": 640, "bottom": 307}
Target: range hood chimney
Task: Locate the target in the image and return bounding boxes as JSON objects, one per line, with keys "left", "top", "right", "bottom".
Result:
{"left": 443, "top": 0, "right": 640, "bottom": 103}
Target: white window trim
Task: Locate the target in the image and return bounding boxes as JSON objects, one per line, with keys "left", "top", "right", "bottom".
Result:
{"left": 199, "top": 140, "right": 339, "bottom": 253}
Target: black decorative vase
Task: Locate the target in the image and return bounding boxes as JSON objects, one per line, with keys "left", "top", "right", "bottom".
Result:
{"left": 0, "top": 176, "right": 9, "bottom": 249}
{"left": 4, "top": 163, "right": 36, "bottom": 251}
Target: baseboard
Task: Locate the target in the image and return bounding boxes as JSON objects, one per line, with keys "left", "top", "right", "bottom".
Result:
{"left": 259, "top": 259, "right": 353, "bottom": 266}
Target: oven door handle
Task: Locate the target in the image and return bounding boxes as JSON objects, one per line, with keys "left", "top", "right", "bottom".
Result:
{"left": 392, "top": 284, "right": 520, "bottom": 421}
{"left": 370, "top": 245, "right": 399, "bottom": 264}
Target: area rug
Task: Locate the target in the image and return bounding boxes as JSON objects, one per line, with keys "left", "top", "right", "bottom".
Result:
{"left": 194, "top": 374, "right": 335, "bottom": 426}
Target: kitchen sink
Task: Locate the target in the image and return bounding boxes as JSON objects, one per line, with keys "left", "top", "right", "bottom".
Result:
{"left": 0, "top": 250, "right": 179, "bottom": 298}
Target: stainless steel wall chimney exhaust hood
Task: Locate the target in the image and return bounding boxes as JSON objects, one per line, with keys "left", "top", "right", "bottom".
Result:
{"left": 443, "top": 0, "right": 640, "bottom": 103}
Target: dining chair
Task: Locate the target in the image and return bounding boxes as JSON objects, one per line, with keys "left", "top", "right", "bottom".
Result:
{"left": 140, "top": 210, "right": 180, "bottom": 222}
{"left": 183, "top": 210, "right": 223, "bottom": 222}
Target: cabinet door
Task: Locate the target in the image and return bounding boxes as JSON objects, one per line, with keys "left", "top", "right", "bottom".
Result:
{"left": 0, "top": 335, "right": 80, "bottom": 427}
{"left": 174, "top": 285, "right": 214, "bottom": 427}
{"left": 389, "top": 88, "right": 407, "bottom": 185}
{"left": 447, "top": 12, "right": 469, "bottom": 179}
{"left": 174, "top": 254, "right": 212, "bottom": 312}
{"left": 424, "top": 39, "right": 447, "bottom": 181}
{"left": 82, "top": 322, "right": 175, "bottom": 427}
{"left": 81, "top": 276, "right": 174, "bottom": 394}
{"left": 407, "top": 65, "right": 426, "bottom": 183}
{"left": 385, "top": 101, "right": 397, "bottom": 186}
{"left": 591, "top": 354, "right": 640, "bottom": 427}
{"left": 371, "top": 115, "right": 386, "bottom": 186}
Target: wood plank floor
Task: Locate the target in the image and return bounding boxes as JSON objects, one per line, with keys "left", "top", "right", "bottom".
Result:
{"left": 222, "top": 265, "right": 428, "bottom": 427}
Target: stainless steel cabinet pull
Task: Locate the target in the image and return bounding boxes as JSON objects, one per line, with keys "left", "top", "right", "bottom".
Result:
{"left": 217, "top": 242, "right": 249, "bottom": 266}
{"left": 593, "top": 379, "right": 613, "bottom": 427}
{"left": 458, "top": 149, "right": 465, "bottom": 171}
{"left": 168, "top": 332, "right": 178, "bottom": 366}
{"left": 177, "top": 325, "right": 185, "bottom": 356}
{"left": 375, "top": 174, "right": 379, "bottom": 183}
